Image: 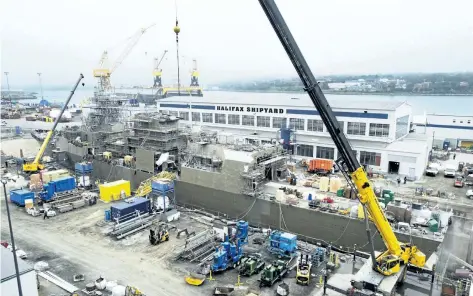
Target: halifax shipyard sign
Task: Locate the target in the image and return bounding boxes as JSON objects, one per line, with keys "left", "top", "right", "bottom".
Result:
{"left": 216, "top": 106, "right": 285, "bottom": 114}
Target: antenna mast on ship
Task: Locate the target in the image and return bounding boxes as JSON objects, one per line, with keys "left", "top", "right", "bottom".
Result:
{"left": 174, "top": 0, "right": 181, "bottom": 96}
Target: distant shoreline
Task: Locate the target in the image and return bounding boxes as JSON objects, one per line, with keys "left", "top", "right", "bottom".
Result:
{"left": 209, "top": 89, "right": 473, "bottom": 96}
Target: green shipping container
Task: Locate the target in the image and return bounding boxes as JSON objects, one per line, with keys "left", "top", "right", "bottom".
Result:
{"left": 427, "top": 219, "right": 439, "bottom": 232}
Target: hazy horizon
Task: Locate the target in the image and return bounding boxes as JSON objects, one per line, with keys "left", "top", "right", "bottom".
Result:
{"left": 2, "top": 0, "right": 473, "bottom": 88}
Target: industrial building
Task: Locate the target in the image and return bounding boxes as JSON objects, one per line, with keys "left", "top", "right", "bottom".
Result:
{"left": 413, "top": 113, "right": 473, "bottom": 149}
{"left": 1, "top": 248, "right": 38, "bottom": 296}
{"left": 158, "top": 93, "right": 431, "bottom": 180}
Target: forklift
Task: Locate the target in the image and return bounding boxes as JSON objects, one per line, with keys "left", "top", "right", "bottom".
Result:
{"left": 296, "top": 254, "right": 312, "bottom": 285}
{"left": 149, "top": 225, "right": 170, "bottom": 245}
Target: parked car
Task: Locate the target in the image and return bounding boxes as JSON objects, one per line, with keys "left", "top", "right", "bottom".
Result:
{"left": 444, "top": 164, "right": 456, "bottom": 178}
{"left": 425, "top": 167, "right": 439, "bottom": 176}
{"left": 467, "top": 189, "right": 473, "bottom": 199}
{"left": 454, "top": 177, "right": 464, "bottom": 188}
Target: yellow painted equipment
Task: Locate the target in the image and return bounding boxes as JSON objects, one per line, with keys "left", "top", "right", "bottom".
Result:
{"left": 103, "top": 151, "right": 112, "bottom": 160}
{"left": 296, "top": 254, "right": 312, "bottom": 285}
{"left": 124, "top": 155, "right": 134, "bottom": 166}
{"left": 23, "top": 74, "right": 84, "bottom": 173}
{"left": 124, "top": 286, "right": 143, "bottom": 296}
{"left": 254, "top": 0, "right": 426, "bottom": 278}
{"left": 135, "top": 172, "right": 176, "bottom": 197}
{"left": 185, "top": 273, "right": 206, "bottom": 286}
{"left": 99, "top": 180, "right": 131, "bottom": 202}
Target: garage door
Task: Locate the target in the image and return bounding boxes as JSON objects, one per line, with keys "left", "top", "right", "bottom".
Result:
{"left": 388, "top": 154, "right": 416, "bottom": 164}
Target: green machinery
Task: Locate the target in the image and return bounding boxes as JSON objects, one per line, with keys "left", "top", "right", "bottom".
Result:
{"left": 238, "top": 254, "right": 265, "bottom": 276}
{"left": 259, "top": 260, "right": 288, "bottom": 287}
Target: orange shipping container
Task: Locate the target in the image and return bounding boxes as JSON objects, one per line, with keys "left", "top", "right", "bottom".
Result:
{"left": 308, "top": 159, "right": 334, "bottom": 172}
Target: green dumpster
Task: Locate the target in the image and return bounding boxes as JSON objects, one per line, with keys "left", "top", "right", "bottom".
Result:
{"left": 427, "top": 219, "right": 439, "bottom": 232}
{"left": 337, "top": 188, "right": 344, "bottom": 197}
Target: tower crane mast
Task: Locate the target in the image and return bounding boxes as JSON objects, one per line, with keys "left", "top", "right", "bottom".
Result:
{"left": 153, "top": 50, "right": 168, "bottom": 88}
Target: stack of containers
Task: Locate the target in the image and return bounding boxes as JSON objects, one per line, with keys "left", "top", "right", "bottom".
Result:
{"left": 151, "top": 179, "right": 175, "bottom": 210}
{"left": 75, "top": 162, "right": 93, "bottom": 187}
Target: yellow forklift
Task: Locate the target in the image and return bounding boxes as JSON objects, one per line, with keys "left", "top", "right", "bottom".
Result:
{"left": 149, "top": 225, "right": 170, "bottom": 245}
{"left": 296, "top": 254, "right": 312, "bottom": 285}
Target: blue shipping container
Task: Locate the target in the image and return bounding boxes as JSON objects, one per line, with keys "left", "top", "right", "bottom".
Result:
{"left": 10, "top": 189, "right": 35, "bottom": 206}
{"left": 75, "top": 162, "right": 93, "bottom": 174}
{"left": 110, "top": 197, "right": 150, "bottom": 222}
{"left": 52, "top": 176, "right": 76, "bottom": 193}
{"left": 41, "top": 176, "right": 76, "bottom": 201}
{"left": 151, "top": 180, "right": 174, "bottom": 192}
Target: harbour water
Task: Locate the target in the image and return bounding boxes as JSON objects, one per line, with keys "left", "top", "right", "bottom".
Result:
{"left": 17, "top": 89, "right": 473, "bottom": 116}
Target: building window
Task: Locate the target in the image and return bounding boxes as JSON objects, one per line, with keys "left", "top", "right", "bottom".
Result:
{"left": 360, "top": 151, "right": 381, "bottom": 166}
{"left": 453, "top": 119, "right": 456, "bottom": 123}
{"left": 369, "top": 123, "right": 390, "bottom": 137}
{"left": 169, "top": 111, "right": 178, "bottom": 117}
{"left": 395, "top": 115, "right": 409, "bottom": 139}
{"left": 242, "top": 115, "right": 255, "bottom": 126}
{"left": 228, "top": 114, "right": 240, "bottom": 125}
{"left": 179, "top": 111, "right": 189, "bottom": 121}
{"left": 316, "top": 146, "right": 335, "bottom": 159}
{"left": 273, "top": 117, "right": 287, "bottom": 129}
{"left": 215, "top": 114, "right": 226, "bottom": 124}
{"left": 202, "top": 113, "right": 213, "bottom": 123}
{"left": 307, "top": 119, "right": 324, "bottom": 132}
{"left": 289, "top": 118, "right": 305, "bottom": 131}
{"left": 257, "top": 116, "right": 271, "bottom": 128}
{"left": 347, "top": 122, "right": 366, "bottom": 136}
{"left": 296, "top": 144, "right": 314, "bottom": 157}
{"left": 338, "top": 121, "right": 344, "bottom": 132}
{"left": 192, "top": 112, "right": 201, "bottom": 122}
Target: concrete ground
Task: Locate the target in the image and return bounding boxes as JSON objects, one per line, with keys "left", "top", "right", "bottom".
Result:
{"left": 1, "top": 194, "right": 329, "bottom": 296}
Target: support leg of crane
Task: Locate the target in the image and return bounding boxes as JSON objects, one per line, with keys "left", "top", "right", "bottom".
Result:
{"left": 363, "top": 205, "right": 377, "bottom": 269}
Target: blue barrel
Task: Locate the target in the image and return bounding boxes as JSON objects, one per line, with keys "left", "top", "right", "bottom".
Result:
{"left": 104, "top": 210, "right": 111, "bottom": 221}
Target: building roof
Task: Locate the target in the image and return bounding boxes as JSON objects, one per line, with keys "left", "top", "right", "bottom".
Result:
{"left": 385, "top": 134, "right": 428, "bottom": 154}
{"left": 1, "top": 247, "right": 34, "bottom": 281}
{"left": 158, "top": 91, "right": 406, "bottom": 111}
{"left": 223, "top": 149, "right": 254, "bottom": 163}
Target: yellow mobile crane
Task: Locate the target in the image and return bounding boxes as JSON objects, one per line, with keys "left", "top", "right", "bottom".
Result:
{"left": 258, "top": 0, "right": 425, "bottom": 277}
{"left": 23, "top": 74, "right": 85, "bottom": 173}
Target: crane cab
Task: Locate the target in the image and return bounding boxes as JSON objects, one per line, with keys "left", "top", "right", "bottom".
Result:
{"left": 22, "top": 163, "right": 45, "bottom": 173}
{"left": 376, "top": 255, "right": 401, "bottom": 276}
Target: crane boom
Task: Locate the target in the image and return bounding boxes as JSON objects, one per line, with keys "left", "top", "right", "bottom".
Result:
{"left": 23, "top": 74, "right": 85, "bottom": 173}
{"left": 258, "top": 0, "right": 425, "bottom": 275}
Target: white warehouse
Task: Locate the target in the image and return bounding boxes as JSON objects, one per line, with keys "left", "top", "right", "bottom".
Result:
{"left": 158, "top": 92, "right": 431, "bottom": 180}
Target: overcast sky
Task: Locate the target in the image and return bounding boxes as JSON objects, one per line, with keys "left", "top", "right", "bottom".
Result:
{"left": 1, "top": 0, "right": 472, "bottom": 88}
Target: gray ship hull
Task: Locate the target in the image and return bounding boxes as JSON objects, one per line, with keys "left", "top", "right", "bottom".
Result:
{"left": 59, "top": 147, "right": 442, "bottom": 257}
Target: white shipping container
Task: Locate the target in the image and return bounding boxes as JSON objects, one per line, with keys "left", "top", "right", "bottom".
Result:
{"left": 78, "top": 176, "right": 91, "bottom": 187}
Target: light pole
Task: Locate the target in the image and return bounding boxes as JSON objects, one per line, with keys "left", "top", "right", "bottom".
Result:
{"left": 1, "top": 179, "right": 23, "bottom": 296}
{"left": 4, "top": 72, "right": 12, "bottom": 109}
{"left": 37, "top": 73, "right": 44, "bottom": 100}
